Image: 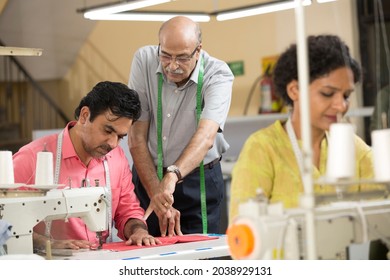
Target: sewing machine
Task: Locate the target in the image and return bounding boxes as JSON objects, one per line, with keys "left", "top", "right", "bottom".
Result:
{"left": 227, "top": 189, "right": 390, "bottom": 260}
{"left": 0, "top": 186, "right": 108, "bottom": 255}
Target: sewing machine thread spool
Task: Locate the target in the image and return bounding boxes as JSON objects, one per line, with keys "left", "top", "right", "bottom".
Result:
{"left": 326, "top": 123, "right": 355, "bottom": 180}
{"left": 0, "top": 151, "right": 14, "bottom": 185}
{"left": 35, "top": 151, "right": 54, "bottom": 185}
{"left": 371, "top": 129, "right": 390, "bottom": 181}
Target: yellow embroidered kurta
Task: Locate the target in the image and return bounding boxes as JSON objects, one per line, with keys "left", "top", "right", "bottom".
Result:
{"left": 229, "top": 120, "right": 377, "bottom": 221}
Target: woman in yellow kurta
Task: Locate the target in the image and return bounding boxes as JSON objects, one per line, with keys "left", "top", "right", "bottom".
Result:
{"left": 229, "top": 35, "right": 377, "bottom": 221}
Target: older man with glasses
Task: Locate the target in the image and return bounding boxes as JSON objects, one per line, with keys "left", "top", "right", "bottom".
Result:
{"left": 128, "top": 16, "right": 234, "bottom": 237}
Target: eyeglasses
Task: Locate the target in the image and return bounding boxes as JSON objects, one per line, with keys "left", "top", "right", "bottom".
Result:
{"left": 158, "top": 44, "right": 199, "bottom": 65}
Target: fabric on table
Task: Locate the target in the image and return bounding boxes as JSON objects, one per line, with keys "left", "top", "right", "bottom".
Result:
{"left": 102, "top": 234, "right": 219, "bottom": 251}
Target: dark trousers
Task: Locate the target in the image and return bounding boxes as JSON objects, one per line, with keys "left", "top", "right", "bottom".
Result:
{"left": 132, "top": 162, "right": 225, "bottom": 237}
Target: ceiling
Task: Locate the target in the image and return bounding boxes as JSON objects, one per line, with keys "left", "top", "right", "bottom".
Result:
{"left": 0, "top": 0, "right": 106, "bottom": 80}
{"left": 0, "top": 0, "right": 267, "bottom": 80}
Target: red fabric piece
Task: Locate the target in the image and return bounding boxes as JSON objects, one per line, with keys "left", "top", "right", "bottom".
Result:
{"left": 102, "top": 235, "right": 219, "bottom": 251}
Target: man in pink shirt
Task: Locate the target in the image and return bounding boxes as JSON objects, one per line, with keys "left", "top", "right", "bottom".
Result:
{"left": 13, "top": 81, "right": 160, "bottom": 250}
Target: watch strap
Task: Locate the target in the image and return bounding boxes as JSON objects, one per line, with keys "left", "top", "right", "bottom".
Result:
{"left": 167, "top": 165, "right": 183, "bottom": 183}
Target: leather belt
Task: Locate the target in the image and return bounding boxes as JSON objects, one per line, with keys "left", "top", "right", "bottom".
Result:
{"left": 189, "top": 157, "right": 221, "bottom": 174}
{"left": 162, "top": 157, "right": 221, "bottom": 175}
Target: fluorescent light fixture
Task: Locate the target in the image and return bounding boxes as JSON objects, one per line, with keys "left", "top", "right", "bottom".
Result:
{"left": 83, "top": 0, "right": 171, "bottom": 18}
{"left": 216, "top": 0, "right": 312, "bottom": 21}
{"left": 79, "top": 0, "right": 323, "bottom": 22}
{"left": 80, "top": 0, "right": 210, "bottom": 22}
{"left": 85, "top": 11, "right": 211, "bottom": 22}
{"left": 316, "top": 0, "right": 337, "bottom": 3}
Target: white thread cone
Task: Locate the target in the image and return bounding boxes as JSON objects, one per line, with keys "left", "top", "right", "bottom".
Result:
{"left": 0, "top": 151, "right": 14, "bottom": 185}
{"left": 35, "top": 151, "right": 54, "bottom": 185}
{"left": 372, "top": 129, "right": 390, "bottom": 181}
{"left": 326, "top": 123, "right": 355, "bottom": 180}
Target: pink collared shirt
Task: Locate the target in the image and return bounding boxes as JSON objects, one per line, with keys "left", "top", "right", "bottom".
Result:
{"left": 13, "top": 122, "right": 145, "bottom": 243}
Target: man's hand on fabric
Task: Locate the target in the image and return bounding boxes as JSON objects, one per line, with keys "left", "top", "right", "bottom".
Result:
{"left": 125, "top": 227, "right": 161, "bottom": 246}
{"left": 51, "top": 239, "right": 93, "bottom": 250}
{"left": 158, "top": 207, "right": 183, "bottom": 237}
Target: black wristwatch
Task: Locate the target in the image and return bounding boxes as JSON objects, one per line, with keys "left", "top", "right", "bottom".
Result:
{"left": 166, "top": 165, "right": 183, "bottom": 183}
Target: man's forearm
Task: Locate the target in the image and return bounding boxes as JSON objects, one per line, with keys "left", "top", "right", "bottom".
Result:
{"left": 173, "top": 119, "right": 219, "bottom": 177}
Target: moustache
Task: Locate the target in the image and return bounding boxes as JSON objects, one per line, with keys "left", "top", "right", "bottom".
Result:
{"left": 100, "top": 145, "right": 112, "bottom": 154}
{"left": 165, "top": 66, "right": 184, "bottom": 75}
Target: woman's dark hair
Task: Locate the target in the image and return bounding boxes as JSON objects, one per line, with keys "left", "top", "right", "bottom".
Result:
{"left": 74, "top": 81, "right": 141, "bottom": 122}
{"left": 273, "top": 35, "right": 362, "bottom": 106}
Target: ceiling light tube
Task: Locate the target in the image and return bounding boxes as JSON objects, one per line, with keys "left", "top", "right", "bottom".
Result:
{"left": 316, "top": 0, "right": 337, "bottom": 3}
{"left": 85, "top": 12, "right": 211, "bottom": 22}
{"left": 216, "top": 0, "right": 311, "bottom": 21}
{"left": 83, "top": 0, "right": 171, "bottom": 18}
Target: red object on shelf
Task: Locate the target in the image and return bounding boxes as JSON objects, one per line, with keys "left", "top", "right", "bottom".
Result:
{"left": 259, "top": 65, "right": 280, "bottom": 114}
